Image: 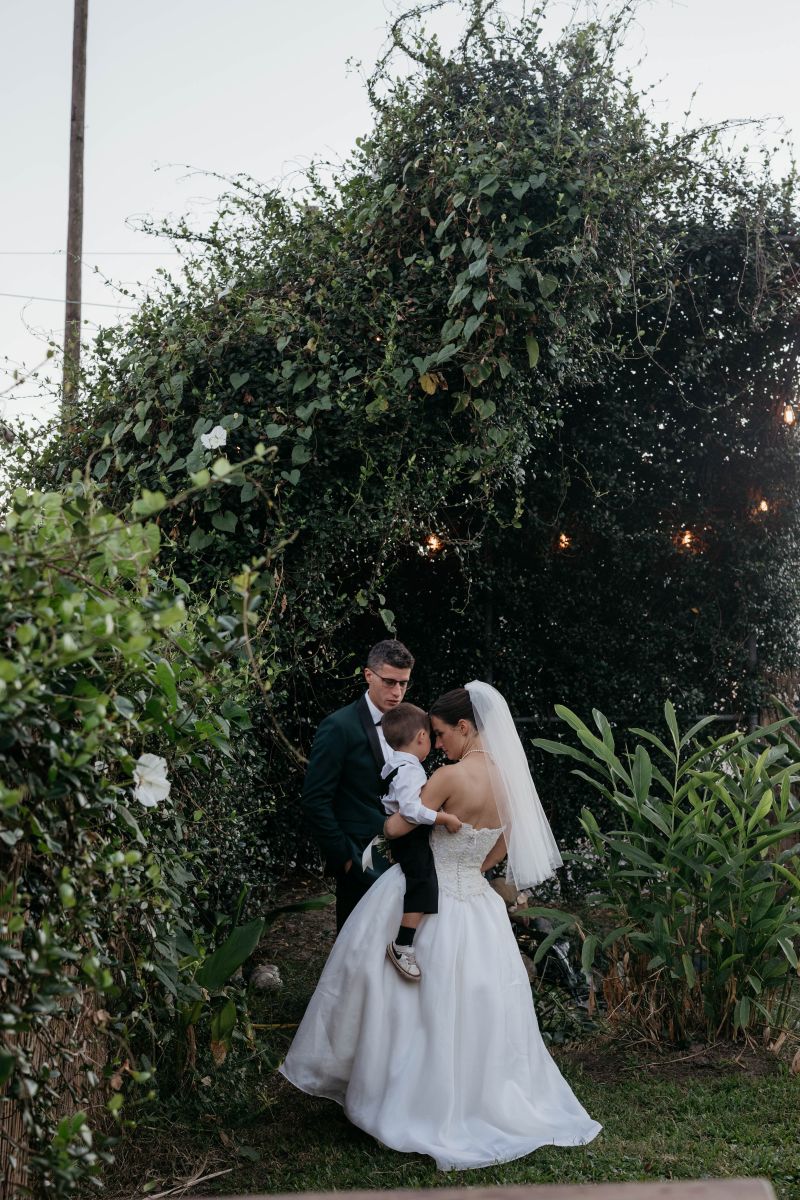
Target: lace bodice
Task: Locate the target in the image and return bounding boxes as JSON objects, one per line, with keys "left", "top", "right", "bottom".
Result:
{"left": 431, "top": 823, "right": 504, "bottom": 900}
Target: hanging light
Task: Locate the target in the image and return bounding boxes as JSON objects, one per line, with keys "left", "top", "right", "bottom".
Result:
{"left": 673, "top": 526, "right": 707, "bottom": 553}
{"left": 557, "top": 532, "right": 571, "bottom": 550}
{"left": 426, "top": 533, "right": 443, "bottom": 553}
{"left": 758, "top": 499, "right": 769, "bottom": 513}
{"left": 783, "top": 404, "right": 796, "bottom": 426}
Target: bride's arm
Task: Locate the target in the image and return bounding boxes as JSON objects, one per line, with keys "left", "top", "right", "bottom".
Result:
{"left": 384, "top": 767, "right": 452, "bottom": 839}
{"left": 481, "top": 834, "right": 507, "bottom": 872}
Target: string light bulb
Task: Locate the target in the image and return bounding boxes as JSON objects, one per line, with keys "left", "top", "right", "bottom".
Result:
{"left": 557, "top": 532, "right": 571, "bottom": 550}
{"left": 783, "top": 404, "right": 796, "bottom": 426}
{"left": 681, "top": 530, "right": 694, "bottom": 549}
{"left": 426, "top": 533, "right": 443, "bottom": 553}
{"left": 758, "top": 499, "right": 769, "bottom": 513}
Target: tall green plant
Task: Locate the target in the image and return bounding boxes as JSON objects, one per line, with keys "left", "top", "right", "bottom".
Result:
{"left": 534, "top": 704, "right": 800, "bottom": 1043}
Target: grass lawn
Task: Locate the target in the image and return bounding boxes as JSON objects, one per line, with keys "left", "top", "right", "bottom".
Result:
{"left": 108, "top": 885, "right": 800, "bottom": 1200}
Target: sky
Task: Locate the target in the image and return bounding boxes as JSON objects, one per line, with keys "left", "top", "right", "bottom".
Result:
{"left": 1, "top": 0, "right": 799, "bottom": 428}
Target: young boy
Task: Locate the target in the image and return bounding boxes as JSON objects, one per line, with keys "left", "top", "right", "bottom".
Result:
{"left": 378, "top": 702, "right": 461, "bottom": 982}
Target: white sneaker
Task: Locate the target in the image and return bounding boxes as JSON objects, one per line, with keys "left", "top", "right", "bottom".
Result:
{"left": 386, "top": 941, "right": 421, "bottom": 982}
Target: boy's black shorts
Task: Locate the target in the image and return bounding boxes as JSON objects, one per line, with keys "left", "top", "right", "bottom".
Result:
{"left": 390, "top": 823, "right": 438, "bottom": 914}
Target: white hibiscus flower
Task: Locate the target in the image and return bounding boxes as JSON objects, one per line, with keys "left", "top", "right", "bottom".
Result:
{"left": 133, "top": 753, "right": 171, "bottom": 808}
{"left": 200, "top": 425, "right": 227, "bottom": 450}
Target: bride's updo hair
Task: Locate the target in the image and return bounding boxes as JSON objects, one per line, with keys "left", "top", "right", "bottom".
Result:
{"left": 429, "top": 687, "right": 476, "bottom": 729}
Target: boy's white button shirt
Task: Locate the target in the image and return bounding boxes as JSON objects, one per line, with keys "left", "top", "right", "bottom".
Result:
{"left": 380, "top": 751, "right": 435, "bottom": 826}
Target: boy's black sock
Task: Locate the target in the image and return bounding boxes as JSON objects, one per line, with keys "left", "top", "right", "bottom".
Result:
{"left": 395, "top": 925, "right": 415, "bottom": 947}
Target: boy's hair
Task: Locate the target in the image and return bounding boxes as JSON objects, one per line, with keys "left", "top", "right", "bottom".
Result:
{"left": 381, "top": 702, "right": 430, "bottom": 751}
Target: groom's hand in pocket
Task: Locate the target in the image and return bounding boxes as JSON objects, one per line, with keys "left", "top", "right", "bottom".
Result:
{"left": 343, "top": 859, "right": 353, "bottom": 874}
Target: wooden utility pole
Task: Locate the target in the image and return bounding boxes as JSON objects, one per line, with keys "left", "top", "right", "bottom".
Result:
{"left": 62, "top": 0, "right": 89, "bottom": 415}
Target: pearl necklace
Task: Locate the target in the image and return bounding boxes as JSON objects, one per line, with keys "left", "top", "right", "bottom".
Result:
{"left": 460, "top": 748, "right": 488, "bottom": 761}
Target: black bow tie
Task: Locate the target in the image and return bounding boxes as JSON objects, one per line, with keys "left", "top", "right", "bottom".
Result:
{"left": 375, "top": 719, "right": 382, "bottom": 727}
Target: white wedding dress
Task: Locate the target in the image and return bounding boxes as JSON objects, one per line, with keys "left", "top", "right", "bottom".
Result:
{"left": 280, "top": 823, "right": 601, "bottom": 1170}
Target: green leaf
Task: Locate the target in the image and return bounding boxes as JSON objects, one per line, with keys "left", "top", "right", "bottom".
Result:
{"left": 0, "top": 1049, "right": 15, "bottom": 1085}
{"left": 212, "top": 510, "right": 238, "bottom": 533}
{"left": 537, "top": 274, "right": 559, "bottom": 299}
{"left": 533, "top": 923, "right": 574, "bottom": 965}
{"left": 132, "top": 489, "right": 167, "bottom": 516}
{"left": 664, "top": 700, "right": 680, "bottom": 750}
{"left": 292, "top": 370, "right": 315, "bottom": 394}
{"left": 734, "top": 995, "right": 752, "bottom": 1030}
{"left": 154, "top": 602, "right": 186, "bottom": 629}
{"left": 116, "top": 803, "right": 146, "bottom": 844}
{"left": 525, "top": 335, "right": 540, "bottom": 368}
{"left": 263, "top": 896, "right": 334, "bottom": 927}
{"left": 681, "top": 952, "right": 696, "bottom": 988}
{"left": 632, "top": 745, "right": 652, "bottom": 804}
{"left": 211, "top": 997, "right": 237, "bottom": 1043}
{"left": 196, "top": 919, "right": 265, "bottom": 991}
{"left": 156, "top": 661, "right": 177, "bottom": 712}
{"left": 746, "top": 789, "right": 774, "bottom": 833}
{"left": 291, "top": 443, "right": 312, "bottom": 466}
{"left": 463, "top": 314, "right": 482, "bottom": 341}
{"left": 778, "top": 936, "right": 798, "bottom": 968}
{"left": 230, "top": 372, "right": 250, "bottom": 391}
{"left": 532, "top": 738, "right": 595, "bottom": 768}
{"left": 581, "top": 933, "right": 598, "bottom": 976}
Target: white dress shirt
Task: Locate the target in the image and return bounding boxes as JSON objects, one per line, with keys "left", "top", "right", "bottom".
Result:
{"left": 364, "top": 691, "right": 391, "bottom": 763}
{"left": 380, "top": 750, "right": 435, "bottom": 826}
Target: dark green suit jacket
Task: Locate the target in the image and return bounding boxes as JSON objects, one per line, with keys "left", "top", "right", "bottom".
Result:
{"left": 302, "top": 697, "right": 388, "bottom": 877}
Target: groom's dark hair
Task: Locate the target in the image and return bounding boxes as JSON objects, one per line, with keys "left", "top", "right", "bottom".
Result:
{"left": 382, "top": 703, "right": 430, "bottom": 750}
{"left": 367, "top": 639, "right": 414, "bottom": 671}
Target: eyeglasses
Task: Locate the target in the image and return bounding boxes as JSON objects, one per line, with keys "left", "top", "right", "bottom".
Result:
{"left": 369, "top": 671, "right": 412, "bottom": 692}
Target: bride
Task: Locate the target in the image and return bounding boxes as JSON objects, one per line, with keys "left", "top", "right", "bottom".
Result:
{"left": 279, "top": 681, "right": 601, "bottom": 1170}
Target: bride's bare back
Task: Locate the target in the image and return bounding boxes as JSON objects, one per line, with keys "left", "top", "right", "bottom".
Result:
{"left": 422, "top": 755, "right": 501, "bottom": 830}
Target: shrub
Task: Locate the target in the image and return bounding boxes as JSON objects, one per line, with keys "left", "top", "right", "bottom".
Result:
{"left": 534, "top": 703, "right": 800, "bottom": 1043}
{"left": 0, "top": 477, "right": 272, "bottom": 1195}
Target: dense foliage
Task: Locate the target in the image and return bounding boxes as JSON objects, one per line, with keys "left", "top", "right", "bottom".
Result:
{"left": 25, "top": 2, "right": 796, "bottom": 864}
{"left": 389, "top": 151, "right": 800, "bottom": 714}
{"left": 533, "top": 703, "right": 800, "bottom": 1044}
{"left": 0, "top": 475, "right": 283, "bottom": 1194}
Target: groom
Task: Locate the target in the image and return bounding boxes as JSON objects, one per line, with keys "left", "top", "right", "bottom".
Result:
{"left": 303, "top": 639, "right": 415, "bottom": 931}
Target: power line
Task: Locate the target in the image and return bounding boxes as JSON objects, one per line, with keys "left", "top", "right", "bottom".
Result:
{"left": 0, "top": 291, "right": 137, "bottom": 309}
{"left": 0, "top": 398, "right": 56, "bottom": 408}
{"left": 0, "top": 250, "right": 180, "bottom": 256}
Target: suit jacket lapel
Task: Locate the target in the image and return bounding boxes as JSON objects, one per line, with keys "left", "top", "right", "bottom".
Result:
{"left": 356, "top": 694, "right": 385, "bottom": 775}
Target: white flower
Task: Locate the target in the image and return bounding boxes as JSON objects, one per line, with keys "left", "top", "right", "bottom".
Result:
{"left": 200, "top": 425, "right": 227, "bottom": 450}
{"left": 132, "top": 753, "right": 171, "bottom": 808}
